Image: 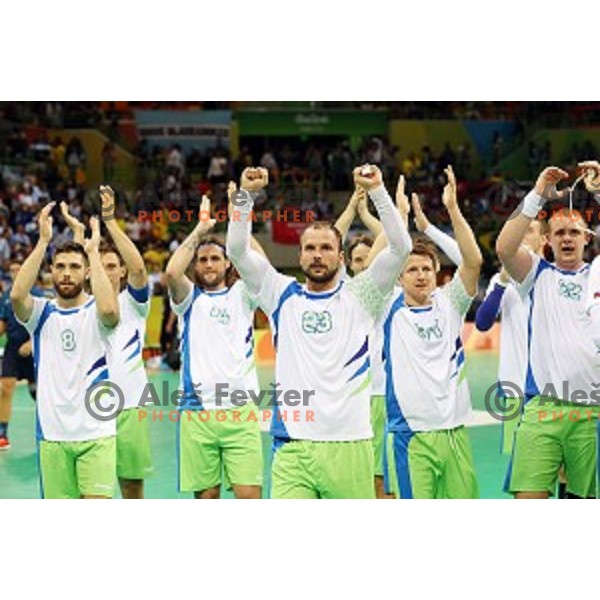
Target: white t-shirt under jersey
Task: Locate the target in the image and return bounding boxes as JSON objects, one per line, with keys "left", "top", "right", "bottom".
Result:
{"left": 171, "top": 280, "right": 259, "bottom": 411}
{"left": 486, "top": 273, "right": 529, "bottom": 396}
{"left": 109, "top": 286, "right": 150, "bottom": 410}
{"left": 384, "top": 274, "right": 474, "bottom": 433}
{"left": 18, "top": 296, "right": 116, "bottom": 442}
{"left": 255, "top": 269, "right": 390, "bottom": 442}
{"left": 517, "top": 255, "right": 599, "bottom": 403}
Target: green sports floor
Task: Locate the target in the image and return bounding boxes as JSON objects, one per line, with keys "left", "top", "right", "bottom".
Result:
{"left": 0, "top": 351, "right": 512, "bottom": 499}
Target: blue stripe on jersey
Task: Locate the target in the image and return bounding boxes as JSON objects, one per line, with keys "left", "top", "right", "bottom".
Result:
{"left": 343, "top": 335, "right": 369, "bottom": 368}
{"left": 270, "top": 406, "right": 292, "bottom": 440}
{"left": 86, "top": 355, "right": 107, "bottom": 376}
{"left": 271, "top": 281, "right": 303, "bottom": 350}
{"left": 32, "top": 301, "right": 56, "bottom": 402}
{"left": 301, "top": 280, "right": 343, "bottom": 300}
{"left": 524, "top": 259, "right": 551, "bottom": 401}
{"left": 245, "top": 347, "right": 253, "bottom": 359}
{"left": 35, "top": 408, "right": 44, "bottom": 442}
{"left": 408, "top": 306, "right": 433, "bottom": 313}
{"left": 127, "top": 284, "right": 149, "bottom": 303}
{"left": 383, "top": 293, "right": 414, "bottom": 435}
{"left": 348, "top": 357, "right": 370, "bottom": 382}
{"left": 392, "top": 431, "right": 416, "bottom": 499}
{"left": 89, "top": 369, "right": 109, "bottom": 388}
{"left": 245, "top": 326, "right": 252, "bottom": 344}
{"left": 122, "top": 329, "right": 140, "bottom": 351}
{"left": 54, "top": 298, "right": 95, "bottom": 315}
{"left": 180, "top": 288, "right": 203, "bottom": 410}
{"left": 204, "top": 287, "right": 231, "bottom": 296}
{"left": 125, "top": 340, "right": 142, "bottom": 363}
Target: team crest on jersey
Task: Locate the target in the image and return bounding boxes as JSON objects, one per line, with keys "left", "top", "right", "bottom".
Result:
{"left": 301, "top": 310, "right": 333, "bottom": 334}
{"left": 61, "top": 329, "right": 77, "bottom": 352}
{"left": 415, "top": 319, "right": 443, "bottom": 341}
{"left": 558, "top": 279, "right": 582, "bottom": 302}
{"left": 209, "top": 306, "right": 231, "bottom": 325}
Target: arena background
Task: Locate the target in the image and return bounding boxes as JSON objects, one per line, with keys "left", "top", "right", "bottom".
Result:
{"left": 1, "top": 100, "right": 600, "bottom": 498}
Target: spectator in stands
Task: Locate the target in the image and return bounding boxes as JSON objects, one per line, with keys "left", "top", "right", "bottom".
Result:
{"left": 102, "top": 142, "right": 117, "bottom": 180}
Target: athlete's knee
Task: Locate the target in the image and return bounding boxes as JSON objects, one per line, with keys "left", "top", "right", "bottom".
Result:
{"left": 119, "top": 478, "right": 144, "bottom": 499}
{"left": 194, "top": 486, "right": 220, "bottom": 499}
{"left": 233, "top": 485, "right": 261, "bottom": 499}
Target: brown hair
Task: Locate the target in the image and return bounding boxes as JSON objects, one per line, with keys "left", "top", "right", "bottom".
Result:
{"left": 99, "top": 242, "right": 124, "bottom": 265}
{"left": 347, "top": 235, "right": 374, "bottom": 262}
{"left": 194, "top": 234, "right": 238, "bottom": 288}
{"left": 410, "top": 237, "right": 440, "bottom": 270}
{"left": 52, "top": 241, "right": 88, "bottom": 264}
{"left": 300, "top": 221, "right": 343, "bottom": 252}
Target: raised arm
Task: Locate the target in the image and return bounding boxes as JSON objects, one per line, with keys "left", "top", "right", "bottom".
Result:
{"left": 85, "top": 217, "right": 119, "bottom": 329}
{"left": 228, "top": 181, "right": 267, "bottom": 259}
{"left": 475, "top": 269, "right": 509, "bottom": 331}
{"left": 60, "top": 201, "right": 85, "bottom": 245}
{"left": 100, "top": 185, "right": 147, "bottom": 290}
{"left": 357, "top": 188, "right": 382, "bottom": 237}
{"left": 580, "top": 160, "right": 600, "bottom": 203}
{"left": 10, "top": 202, "right": 54, "bottom": 323}
{"left": 395, "top": 175, "right": 410, "bottom": 229}
{"left": 442, "top": 166, "right": 482, "bottom": 296}
{"left": 355, "top": 165, "right": 412, "bottom": 295}
{"left": 226, "top": 167, "right": 277, "bottom": 296}
{"left": 496, "top": 167, "right": 569, "bottom": 282}
{"left": 165, "top": 195, "right": 216, "bottom": 305}
{"left": 366, "top": 175, "right": 410, "bottom": 265}
{"left": 412, "top": 193, "right": 462, "bottom": 267}
{"left": 334, "top": 187, "right": 361, "bottom": 239}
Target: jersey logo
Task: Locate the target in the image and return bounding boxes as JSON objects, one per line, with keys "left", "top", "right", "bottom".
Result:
{"left": 558, "top": 279, "right": 582, "bottom": 302}
{"left": 61, "top": 329, "right": 77, "bottom": 352}
{"left": 302, "top": 310, "right": 333, "bottom": 334}
{"left": 209, "top": 306, "right": 231, "bottom": 325}
{"left": 415, "top": 319, "right": 443, "bottom": 341}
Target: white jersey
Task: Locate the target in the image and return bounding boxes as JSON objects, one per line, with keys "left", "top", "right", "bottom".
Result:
{"left": 256, "top": 269, "right": 390, "bottom": 442}
{"left": 341, "top": 268, "right": 386, "bottom": 397}
{"left": 171, "top": 280, "right": 259, "bottom": 411}
{"left": 384, "top": 274, "right": 474, "bottom": 433}
{"left": 486, "top": 273, "right": 529, "bottom": 396}
{"left": 517, "top": 255, "right": 598, "bottom": 404}
{"left": 370, "top": 324, "right": 386, "bottom": 396}
{"left": 18, "top": 296, "right": 116, "bottom": 442}
{"left": 109, "top": 286, "right": 150, "bottom": 410}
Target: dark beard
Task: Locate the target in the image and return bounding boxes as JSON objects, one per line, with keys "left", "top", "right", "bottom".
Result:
{"left": 55, "top": 282, "right": 84, "bottom": 299}
{"left": 301, "top": 264, "right": 338, "bottom": 285}
{"left": 196, "top": 271, "right": 226, "bottom": 290}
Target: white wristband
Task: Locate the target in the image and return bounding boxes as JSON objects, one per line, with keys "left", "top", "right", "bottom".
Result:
{"left": 521, "top": 190, "right": 545, "bottom": 219}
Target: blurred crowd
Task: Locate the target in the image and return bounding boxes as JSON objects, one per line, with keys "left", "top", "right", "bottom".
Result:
{"left": 1, "top": 102, "right": 599, "bottom": 306}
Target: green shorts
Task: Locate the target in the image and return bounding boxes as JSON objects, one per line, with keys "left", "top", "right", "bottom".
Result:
{"left": 178, "top": 403, "right": 263, "bottom": 493}
{"left": 501, "top": 397, "right": 523, "bottom": 455}
{"left": 116, "top": 408, "right": 153, "bottom": 480}
{"left": 386, "top": 426, "right": 479, "bottom": 499}
{"left": 370, "top": 395, "right": 386, "bottom": 477}
{"left": 271, "top": 439, "right": 375, "bottom": 499}
{"left": 506, "top": 396, "right": 600, "bottom": 498}
{"left": 39, "top": 436, "right": 116, "bottom": 499}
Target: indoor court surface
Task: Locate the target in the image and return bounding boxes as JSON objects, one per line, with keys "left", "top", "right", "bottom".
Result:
{"left": 0, "top": 351, "right": 511, "bottom": 499}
